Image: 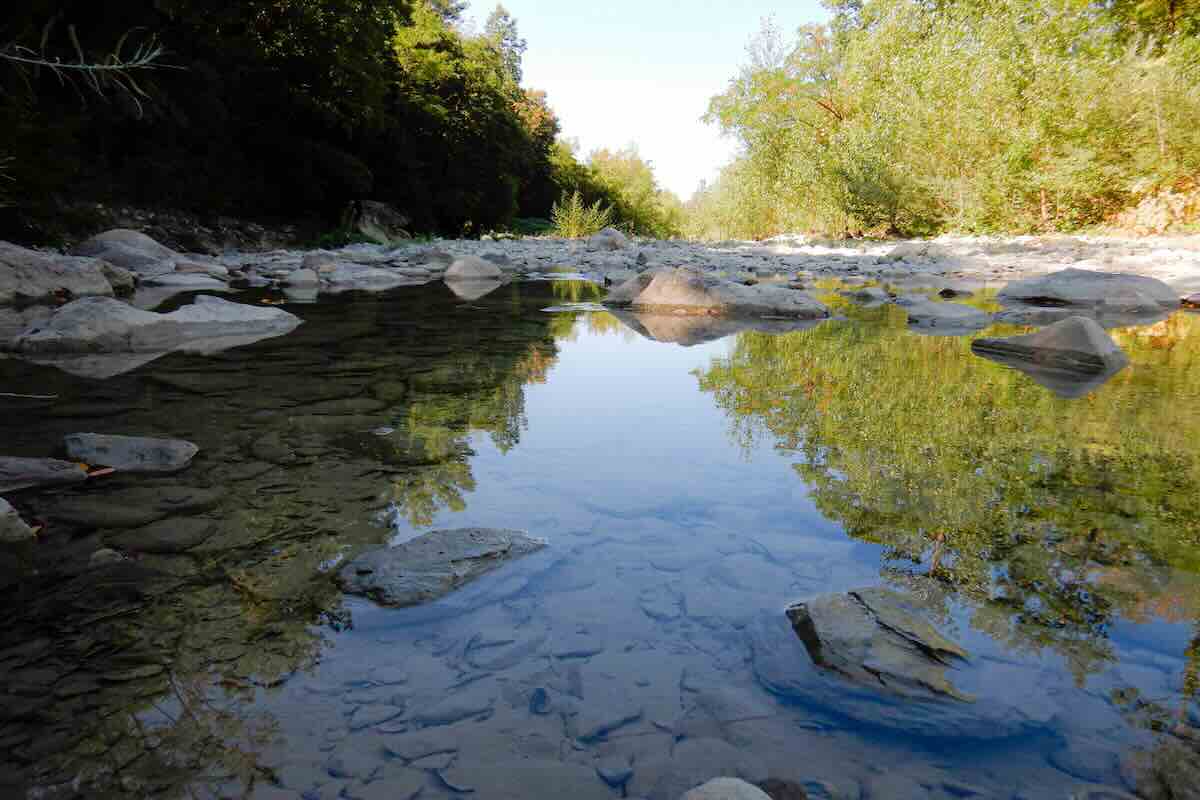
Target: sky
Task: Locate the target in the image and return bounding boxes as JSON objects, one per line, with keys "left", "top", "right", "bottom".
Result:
{"left": 465, "top": 1, "right": 829, "bottom": 201}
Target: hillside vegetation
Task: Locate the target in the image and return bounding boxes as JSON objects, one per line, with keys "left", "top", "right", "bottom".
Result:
{"left": 0, "top": 1, "right": 681, "bottom": 243}
{"left": 687, "top": 0, "right": 1200, "bottom": 239}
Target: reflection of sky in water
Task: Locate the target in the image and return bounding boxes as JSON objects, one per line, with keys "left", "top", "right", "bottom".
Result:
{"left": 5, "top": 284, "right": 1198, "bottom": 799}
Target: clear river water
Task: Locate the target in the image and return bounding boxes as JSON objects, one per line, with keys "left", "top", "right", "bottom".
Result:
{"left": 1, "top": 280, "right": 1198, "bottom": 799}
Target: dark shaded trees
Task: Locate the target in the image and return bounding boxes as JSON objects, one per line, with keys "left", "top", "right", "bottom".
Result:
{"left": 0, "top": 0, "right": 572, "bottom": 241}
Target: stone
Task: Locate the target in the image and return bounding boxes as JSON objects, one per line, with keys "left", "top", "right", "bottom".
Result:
{"left": 0, "top": 498, "right": 36, "bottom": 542}
{"left": 63, "top": 434, "right": 199, "bottom": 473}
{"left": 0, "top": 241, "right": 116, "bottom": 305}
{"left": 894, "top": 295, "right": 991, "bottom": 332}
{"left": 628, "top": 738, "right": 768, "bottom": 800}
{"left": 0, "top": 457, "right": 88, "bottom": 494}
{"left": 997, "top": 268, "right": 1179, "bottom": 313}
{"left": 589, "top": 227, "right": 630, "bottom": 251}
{"left": 36, "top": 486, "right": 226, "bottom": 529}
{"left": 972, "top": 316, "right": 1128, "bottom": 376}
{"left": 141, "top": 273, "right": 230, "bottom": 290}
{"left": 444, "top": 256, "right": 504, "bottom": 282}
{"left": 786, "top": 588, "right": 970, "bottom": 701}
{"left": 346, "top": 200, "right": 411, "bottom": 245}
{"left": 411, "top": 694, "right": 494, "bottom": 727}
{"left": 437, "top": 762, "right": 613, "bottom": 800}
{"left": 71, "top": 229, "right": 178, "bottom": 278}
{"left": 605, "top": 269, "right": 829, "bottom": 319}
{"left": 337, "top": 528, "right": 546, "bottom": 607}
{"left": 597, "top": 759, "right": 634, "bottom": 788}
{"left": 105, "top": 518, "right": 216, "bottom": 554}
{"left": 755, "top": 779, "right": 809, "bottom": 800}
{"left": 843, "top": 286, "right": 890, "bottom": 304}
{"left": 320, "top": 264, "right": 416, "bottom": 293}
{"left": 683, "top": 778, "right": 774, "bottom": 800}
{"left": 9, "top": 295, "right": 301, "bottom": 356}
{"left": 99, "top": 263, "right": 137, "bottom": 296}
{"left": 283, "top": 269, "right": 320, "bottom": 287}
{"left": 88, "top": 548, "right": 125, "bottom": 567}
{"left": 885, "top": 241, "right": 948, "bottom": 262}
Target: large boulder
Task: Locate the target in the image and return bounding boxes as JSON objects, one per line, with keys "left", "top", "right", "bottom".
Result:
{"left": 444, "top": 255, "right": 504, "bottom": 282}
{"left": 748, "top": 590, "right": 1058, "bottom": 740}
{"left": 9, "top": 296, "right": 301, "bottom": 354}
{"left": 0, "top": 242, "right": 116, "bottom": 305}
{"left": 345, "top": 200, "right": 411, "bottom": 245}
{"left": 0, "top": 457, "right": 88, "bottom": 494}
{"left": 997, "top": 268, "right": 1179, "bottom": 315}
{"left": 63, "top": 434, "right": 199, "bottom": 474}
{"left": 0, "top": 498, "right": 35, "bottom": 543}
{"left": 337, "top": 528, "right": 546, "bottom": 607}
{"left": 970, "top": 316, "right": 1129, "bottom": 398}
{"left": 894, "top": 294, "right": 992, "bottom": 333}
{"left": 588, "top": 227, "right": 630, "bottom": 251}
{"left": 972, "top": 316, "right": 1127, "bottom": 375}
{"left": 786, "top": 588, "right": 970, "bottom": 701}
{"left": 605, "top": 269, "right": 829, "bottom": 319}
{"left": 71, "top": 229, "right": 179, "bottom": 278}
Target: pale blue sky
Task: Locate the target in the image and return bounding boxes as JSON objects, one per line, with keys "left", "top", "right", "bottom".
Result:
{"left": 465, "top": 1, "right": 829, "bottom": 200}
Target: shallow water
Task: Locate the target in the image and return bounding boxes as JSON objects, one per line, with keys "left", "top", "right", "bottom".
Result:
{"left": 2, "top": 281, "right": 1199, "bottom": 799}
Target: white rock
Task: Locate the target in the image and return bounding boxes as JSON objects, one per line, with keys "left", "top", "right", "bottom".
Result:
{"left": 0, "top": 498, "right": 36, "bottom": 543}
{"left": 681, "top": 778, "right": 772, "bottom": 800}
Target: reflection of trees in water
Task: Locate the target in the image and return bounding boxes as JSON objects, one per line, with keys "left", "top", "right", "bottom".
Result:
{"left": 698, "top": 311, "right": 1200, "bottom": 790}
{"left": 1, "top": 286, "right": 567, "bottom": 797}
{"left": 696, "top": 311, "right": 1200, "bottom": 682}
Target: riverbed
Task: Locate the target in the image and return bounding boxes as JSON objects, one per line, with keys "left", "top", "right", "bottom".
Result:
{"left": 1, "top": 271, "right": 1198, "bottom": 799}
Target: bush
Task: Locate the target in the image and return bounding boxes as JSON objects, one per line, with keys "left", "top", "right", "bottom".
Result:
{"left": 551, "top": 190, "right": 613, "bottom": 238}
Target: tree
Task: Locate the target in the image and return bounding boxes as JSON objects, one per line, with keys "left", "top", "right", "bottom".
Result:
{"left": 485, "top": 3, "right": 526, "bottom": 84}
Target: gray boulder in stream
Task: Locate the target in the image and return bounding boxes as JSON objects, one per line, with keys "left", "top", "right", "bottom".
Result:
{"left": 786, "top": 588, "right": 971, "bottom": 701}
{"left": 8, "top": 296, "right": 301, "bottom": 355}
{"left": 64, "top": 434, "right": 199, "bottom": 474}
{"left": 749, "top": 588, "right": 1058, "bottom": 739}
{"left": 605, "top": 268, "right": 828, "bottom": 319}
{"left": 997, "top": 268, "right": 1179, "bottom": 319}
{"left": 972, "top": 316, "right": 1127, "bottom": 374}
{"left": 337, "top": 528, "right": 546, "bottom": 607}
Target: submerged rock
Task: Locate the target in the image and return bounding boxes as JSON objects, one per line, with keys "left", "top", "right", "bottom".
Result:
{"left": 0, "top": 498, "right": 35, "bottom": 543}
{"left": 605, "top": 268, "right": 829, "bottom": 319}
{"left": 0, "top": 242, "right": 117, "bottom": 306}
{"left": 894, "top": 295, "right": 992, "bottom": 333}
{"left": 0, "top": 457, "right": 88, "bottom": 494}
{"left": 337, "top": 528, "right": 546, "bottom": 607}
{"left": 971, "top": 316, "right": 1129, "bottom": 397}
{"left": 63, "top": 434, "right": 199, "bottom": 474}
{"left": 786, "top": 589, "right": 970, "bottom": 701}
{"left": 628, "top": 737, "right": 768, "bottom": 800}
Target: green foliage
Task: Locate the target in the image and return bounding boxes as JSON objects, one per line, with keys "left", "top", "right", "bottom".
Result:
{"left": 311, "top": 227, "right": 378, "bottom": 249}
{"left": 588, "top": 144, "right": 685, "bottom": 238}
{"left": 0, "top": 0, "right": 614, "bottom": 241}
{"left": 692, "top": 0, "right": 1200, "bottom": 238}
{"left": 551, "top": 190, "right": 613, "bottom": 238}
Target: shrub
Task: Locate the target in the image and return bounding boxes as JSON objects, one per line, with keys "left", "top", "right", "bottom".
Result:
{"left": 551, "top": 190, "right": 613, "bottom": 238}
